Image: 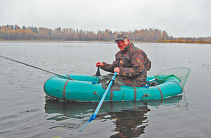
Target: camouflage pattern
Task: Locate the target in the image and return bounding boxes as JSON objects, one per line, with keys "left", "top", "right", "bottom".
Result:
{"left": 101, "top": 42, "right": 151, "bottom": 87}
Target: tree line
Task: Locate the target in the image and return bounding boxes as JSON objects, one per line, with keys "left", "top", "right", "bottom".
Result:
{"left": 0, "top": 25, "right": 169, "bottom": 41}
{"left": 0, "top": 25, "right": 210, "bottom": 43}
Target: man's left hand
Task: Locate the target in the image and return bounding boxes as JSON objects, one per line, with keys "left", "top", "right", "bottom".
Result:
{"left": 114, "top": 67, "right": 120, "bottom": 73}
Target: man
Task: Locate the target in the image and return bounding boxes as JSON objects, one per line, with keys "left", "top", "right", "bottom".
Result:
{"left": 96, "top": 33, "right": 151, "bottom": 87}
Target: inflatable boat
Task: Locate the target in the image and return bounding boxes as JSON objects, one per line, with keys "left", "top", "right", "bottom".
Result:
{"left": 43, "top": 71, "right": 187, "bottom": 102}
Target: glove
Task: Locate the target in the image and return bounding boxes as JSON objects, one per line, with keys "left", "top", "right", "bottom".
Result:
{"left": 96, "top": 62, "right": 103, "bottom": 67}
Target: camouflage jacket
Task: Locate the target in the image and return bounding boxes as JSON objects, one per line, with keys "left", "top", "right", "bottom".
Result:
{"left": 101, "top": 42, "right": 151, "bottom": 87}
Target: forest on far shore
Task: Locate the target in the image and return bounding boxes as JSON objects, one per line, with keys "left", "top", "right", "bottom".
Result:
{"left": 0, "top": 25, "right": 210, "bottom": 43}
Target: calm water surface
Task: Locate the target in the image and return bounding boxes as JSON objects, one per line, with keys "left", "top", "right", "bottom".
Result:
{"left": 0, "top": 41, "right": 210, "bottom": 138}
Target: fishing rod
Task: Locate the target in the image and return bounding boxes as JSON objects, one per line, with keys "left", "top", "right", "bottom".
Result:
{"left": 0, "top": 55, "right": 72, "bottom": 80}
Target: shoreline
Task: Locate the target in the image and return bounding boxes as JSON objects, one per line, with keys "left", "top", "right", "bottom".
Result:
{"left": 0, "top": 39, "right": 211, "bottom": 44}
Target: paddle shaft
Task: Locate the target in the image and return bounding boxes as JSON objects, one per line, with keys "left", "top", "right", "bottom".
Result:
{"left": 88, "top": 72, "right": 117, "bottom": 122}
{"left": 0, "top": 55, "right": 71, "bottom": 80}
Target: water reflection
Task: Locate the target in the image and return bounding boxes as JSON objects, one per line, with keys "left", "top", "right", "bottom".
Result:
{"left": 107, "top": 106, "right": 150, "bottom": 138}
{"left": 44, "top": 96, "right": 182, "bottom": 137}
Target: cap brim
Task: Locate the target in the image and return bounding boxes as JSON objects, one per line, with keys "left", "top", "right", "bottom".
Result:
{"left": 114, "top": 38, "right": 125, "bottom": 42}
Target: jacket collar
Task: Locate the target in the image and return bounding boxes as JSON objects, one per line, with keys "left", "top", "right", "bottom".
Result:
{"left": 121, "top": 42, "right": 133, "bottom": 54}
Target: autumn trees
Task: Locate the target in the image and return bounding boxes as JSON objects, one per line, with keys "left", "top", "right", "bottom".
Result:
{"left": 0, "top": 25, "right": 172, "bottom": 41}
{"left": 1, "top": 24, "right": 211, "bottom": 43}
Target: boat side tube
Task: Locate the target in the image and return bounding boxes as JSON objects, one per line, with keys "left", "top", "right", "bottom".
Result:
{"left": 44, "top": 75, "right": 183, "bottom": 102}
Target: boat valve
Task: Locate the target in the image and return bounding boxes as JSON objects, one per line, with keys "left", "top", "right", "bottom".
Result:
{"left": 93, "top": 91, "right": 101, "bottom": 99}
{"left": 144, "top": 94, "right": 148, "bottom": 97}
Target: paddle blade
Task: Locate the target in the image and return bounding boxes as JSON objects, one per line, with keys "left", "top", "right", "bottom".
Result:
{"left": 78, "top": 114, "right": 96, "bottom": 132}
{"left": 88, "top": 114, "right": 97, "bottom": 122}
{"left": 78, "top": 122, "right": 90, "bottom": 132}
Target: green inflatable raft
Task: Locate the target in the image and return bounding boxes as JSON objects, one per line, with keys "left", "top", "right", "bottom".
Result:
{"left": 43, "top": 67, "right": 191, "bottom": 102}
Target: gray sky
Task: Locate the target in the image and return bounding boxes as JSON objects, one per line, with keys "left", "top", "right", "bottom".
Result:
{"left": 0, "top": 0, "right": 210, "bottom": 37}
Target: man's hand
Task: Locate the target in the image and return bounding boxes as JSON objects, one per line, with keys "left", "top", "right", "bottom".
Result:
{"left": 96, "top": 62, "right": 104, "bottom": 67}
{"left": 114, "top": 67, "right": 120, "bottom": 73}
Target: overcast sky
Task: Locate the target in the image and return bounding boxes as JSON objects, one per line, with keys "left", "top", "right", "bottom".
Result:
{"left": 0, "top": 0, "right": 210, "bottom": 37}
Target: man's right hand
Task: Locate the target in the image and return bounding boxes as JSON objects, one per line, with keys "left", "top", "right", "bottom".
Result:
{"left": 96, "top": 62, "right": 104, "bottom": 67}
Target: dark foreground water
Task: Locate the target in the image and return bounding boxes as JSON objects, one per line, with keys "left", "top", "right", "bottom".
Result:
{"left": 0, "top": 41, "right": 210, "bottom": 138}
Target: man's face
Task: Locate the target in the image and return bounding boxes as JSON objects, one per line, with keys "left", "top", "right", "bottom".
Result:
{"left": 116, "top": 39, "right": 129, "bottom": 50}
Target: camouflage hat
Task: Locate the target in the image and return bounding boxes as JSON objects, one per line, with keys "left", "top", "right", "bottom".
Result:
{"left": 114, "top": 33, "right": 127, "bottom": 42}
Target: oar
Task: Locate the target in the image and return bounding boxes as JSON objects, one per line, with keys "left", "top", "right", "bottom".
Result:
{"left": 79, "top": 72, "right": 118, "bottom": 131}
{"left": 0, "top": 55, "right": 72, "bottom": 80}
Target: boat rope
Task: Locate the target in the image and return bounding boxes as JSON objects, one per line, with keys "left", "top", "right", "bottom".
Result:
{"left": 0, "top": 55, "right": 71, "bottom": 80}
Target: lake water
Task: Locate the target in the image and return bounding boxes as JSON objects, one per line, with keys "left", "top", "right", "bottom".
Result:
{"left": 0, "top": 41, "right": 210, "bottom": 138}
